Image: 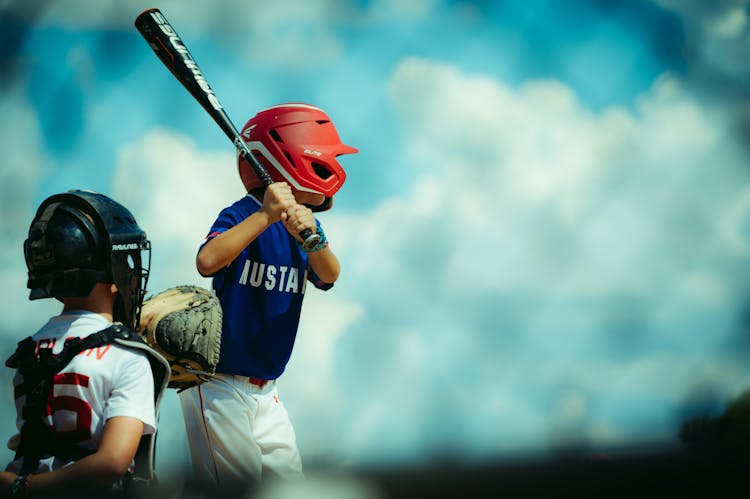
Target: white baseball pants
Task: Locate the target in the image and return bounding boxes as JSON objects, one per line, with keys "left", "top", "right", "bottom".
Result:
{"left": 178, "top": 373, "right": 304, "bottom": 486}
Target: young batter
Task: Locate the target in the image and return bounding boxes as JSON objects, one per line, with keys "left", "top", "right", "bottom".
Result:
{"left": 179, "top": 103, "right": 357, "bottom": 487}
{"left": 0, "top": 190, "right": 168, "bottom": 497}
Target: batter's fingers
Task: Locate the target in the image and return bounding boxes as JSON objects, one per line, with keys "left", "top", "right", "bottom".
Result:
{"left": 286, "top": 206, "right": 315, "bottom": 228}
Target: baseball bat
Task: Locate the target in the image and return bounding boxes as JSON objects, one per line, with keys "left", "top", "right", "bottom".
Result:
{"left": 134, "top": 8, "right": 321, "bottom": 250}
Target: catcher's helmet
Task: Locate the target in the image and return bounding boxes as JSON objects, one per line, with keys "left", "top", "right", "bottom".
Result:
{"left": 237, "top": 103, "right": 358, "bottom": 211}
{"left": 24, "top": 190, "right": 151, "bottom": 330}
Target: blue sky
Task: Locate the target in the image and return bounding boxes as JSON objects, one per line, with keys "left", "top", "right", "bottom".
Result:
{"left": 1, "top": 0, "right": 750, "bottom": 486}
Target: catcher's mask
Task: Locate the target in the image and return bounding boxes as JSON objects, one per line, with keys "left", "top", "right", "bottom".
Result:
{"left": 24, "top": 190, "right": 151, "bottom": 330}
{"left": 237, "top": 103, "right": 358, "bottom": 211}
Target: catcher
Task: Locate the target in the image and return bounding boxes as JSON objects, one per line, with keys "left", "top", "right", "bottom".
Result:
{"left": 0, "top": 190, "right": 170, "bottom": 498}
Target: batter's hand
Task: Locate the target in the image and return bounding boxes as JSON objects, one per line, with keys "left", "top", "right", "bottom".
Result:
{"left": 260, "top": 183, "right": 296, "bottom": 223}
{"left": 281, "top": 204, "right": 316, "bottom": 243}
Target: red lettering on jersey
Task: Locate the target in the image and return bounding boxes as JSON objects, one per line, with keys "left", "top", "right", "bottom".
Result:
{"left": 36, "top": 338, "right": 56, "bottom": 354}
{"left": 33, "top": 337, "right": 112, "bottom": 361}
{"left": 81, "top": 344, "right": 111, "bottom": 360}
{"left": 93, "top": 345, "right": 111, "bottom": 360}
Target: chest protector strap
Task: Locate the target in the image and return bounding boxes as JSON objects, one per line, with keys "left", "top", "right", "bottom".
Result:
{"left": 5, "top": 324, "right": 170, "bottom": 482}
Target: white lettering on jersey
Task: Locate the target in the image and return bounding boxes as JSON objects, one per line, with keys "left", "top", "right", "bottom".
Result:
{"left": 285, "top": 268, "right": 299, "bottom": 293}
{"left": 265, "top": 266, "right": 276, "bottom": 290}
{"left": 277, "top": 266, "right": 288, "bottom": 291}
{"left": 238, "top": 259, "right": 306, "bottom": 294}
{"left": 240, "top": 260, "right": 266, "bottom": 286}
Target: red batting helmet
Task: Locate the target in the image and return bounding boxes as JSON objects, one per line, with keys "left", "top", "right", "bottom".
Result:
{"left": 237, "top": 103, "right": 358, "bottom": 211}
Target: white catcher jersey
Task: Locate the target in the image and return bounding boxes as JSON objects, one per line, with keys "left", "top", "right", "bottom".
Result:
{"left": 6, "top": 310, "right": 156, "bottom": 473}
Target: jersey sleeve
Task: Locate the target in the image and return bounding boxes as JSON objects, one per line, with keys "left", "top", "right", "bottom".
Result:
{"left": 200, "top": 204, "right": 245, "bottom": 250}
{"left": 307, "top": 267, "right": 334, "bottom": 291}
{"left": 105, "top": 350, "right": 156, "bottom": 435}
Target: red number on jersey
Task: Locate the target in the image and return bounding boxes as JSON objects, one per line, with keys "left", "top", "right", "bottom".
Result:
{"left": 46, "top": 372, "right": 93, "bottom": 443}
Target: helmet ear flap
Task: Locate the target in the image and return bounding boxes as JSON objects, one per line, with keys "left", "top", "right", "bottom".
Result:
{"left": 24, "top": 201, "right": 63, "bottom": 274}
{"left": 24, "top": 201, "right": 108, "bottom": 300}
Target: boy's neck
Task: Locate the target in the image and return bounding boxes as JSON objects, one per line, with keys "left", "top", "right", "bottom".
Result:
{"left": 62, "top": 282, "right": 116, "bottom": 322}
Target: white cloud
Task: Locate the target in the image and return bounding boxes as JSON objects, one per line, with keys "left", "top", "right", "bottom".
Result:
{"left": 279, "top": 57, "right": 750, "bottom": 464}
{"left": 291, "top": 291, "right": 365, "bottom": 385}
{"left": 708, "top": 5, "right": 748, "bottom": 38}
{"left": 378, "top": 58, "right": 750, "bottom": 304}
{"left": 721, "top": 186, "right": 750, "bottom": 253}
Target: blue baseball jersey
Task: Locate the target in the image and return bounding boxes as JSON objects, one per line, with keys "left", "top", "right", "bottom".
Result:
{"left": 202, "top": 194, "right": 332, "bottom": 379}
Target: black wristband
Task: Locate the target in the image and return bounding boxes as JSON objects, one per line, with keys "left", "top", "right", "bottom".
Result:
{"left": 9, "top": 473, "right": 29, "bottom": 497}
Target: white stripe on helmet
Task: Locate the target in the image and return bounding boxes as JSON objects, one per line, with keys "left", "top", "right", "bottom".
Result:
{"left": 238, "top": 140, "right": 320, "bottom": 194}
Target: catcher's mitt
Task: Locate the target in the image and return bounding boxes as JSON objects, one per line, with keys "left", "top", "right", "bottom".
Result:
{"left": 140, "top": 285, "right": 222, "bottom": 390}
